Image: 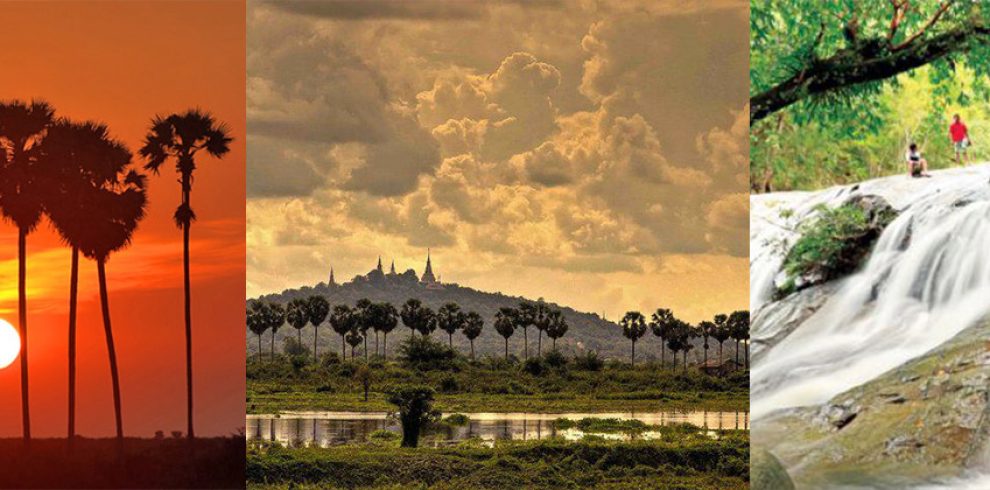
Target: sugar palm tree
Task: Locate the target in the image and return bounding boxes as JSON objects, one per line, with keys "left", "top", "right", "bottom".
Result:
{"left": 377, "top": 302, "right": 398, "bottom": 360}
{"left": 649, "top": 308, "right": 676, "bottom": 368}
{"left": 436, "top": 302, "right": 464, "bottom": 349}
{"left": 400, "top": 298, "right": 424, "bottom": 338}
{"left": 40, "top": 119, "right": 134, "bottom": 440}
{"left": 494, "top": 308, "right": 516, "bottom": 360}
{"left": 545, "top": 309, "right": 568, "bottom": 351}
{"left": 533, "top": 300, "right": 550, "bottom": 356}
{"left": 140, "top": 109, "right": 231, "bottom": 440}
{"left": 286, "top": 298, "right": 309, "bottom": 345}
{"left": 620, "top": 311, "right": 647, "bottom": 366}
{"left": 267, "top": 302, "right": 285, "bottom": 360}
{"left": 247, "top": 302, "right": 270, "bottom": 360}
{"left": 76, "top": 153, "right": 148, "bottom": 442}
{"left": 698, "top": 320, "right": 716, "bottom": 369}
{"left": 355, "top": 298, "right": 373, "bottom": 360}
{"left": 0, "top": 99, "right": 54, "bottom": 442}
{"left": 712, "top": 313, "right": 731, "bottom": 364}
{"left": 306, "top": 296, "right": 330, "bottom": 361}
{"left": 516, "top": 302, "right": 535, "bottom": 359}
{"left": 329, "top": 304, "right": 355, "bottom": 360}
{"left": 461, "top": 311, "right": 484, "bottom": 359}
{"left": 728, "top": 310, "right": 750, "bottom": 367}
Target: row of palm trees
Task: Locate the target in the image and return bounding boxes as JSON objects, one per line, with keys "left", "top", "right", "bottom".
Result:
{"left": 620, "top": 309, "right": 750, "bottom": 369}
{"left": 248, "top": 297, "right": 505, "bottom": 361}
{"left": 0, "top": 99, "right": 231, "bottom": 443}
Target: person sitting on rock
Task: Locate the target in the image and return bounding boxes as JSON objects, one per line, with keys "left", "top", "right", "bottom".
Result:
{"left": 905, "top": 143, "right": 930, "bottom": 178}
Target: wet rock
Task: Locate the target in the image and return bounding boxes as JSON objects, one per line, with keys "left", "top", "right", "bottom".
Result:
{"left": 751, "top": 448, "right": 796, "bottom": 490}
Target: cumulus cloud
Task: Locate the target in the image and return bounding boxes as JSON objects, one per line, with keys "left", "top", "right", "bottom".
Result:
{"left": 247, "top": 0, "right": 749, "bottom": 319}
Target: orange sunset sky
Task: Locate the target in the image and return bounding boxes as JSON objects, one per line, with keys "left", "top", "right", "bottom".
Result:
{"left": 0, "top": 1, "right": 245, "bottom": 437}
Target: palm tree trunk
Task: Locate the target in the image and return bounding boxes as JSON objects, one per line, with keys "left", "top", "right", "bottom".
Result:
{"left": 660, "top": 340, "right": 665, "bottom": 368}
{"left": 68, "top": 246, "right": 79, "bottom": 442}
{"left": 448, "top": 332, "right": 453, "bottom": 348}
{"left": 470, "top": 340, "right": 475, "bottom": 359}
{"left": 735, "top": 340, "right": 739, "bottom": 365}
{"left": 258, "top": 334, "right": 263, "bottom": 361}
{"left": 383, "top": 333, "right": 388, "bottom": 361}
{"left": 271, "top": 331, "right": 276, "bottom": 360}
{"left": 341, "top": 334, "right": 346, "bottom": 360}
{"left": 552, "top": 338, "right": 556, "bottom": 351}
{"left": 313, "top": 325, "right": 319, "bottom": 362}
{"left": 631, "top": 340, "right": 635, "bottom": 366}
{"left": 97, "top": 259, "right": 123, "bottom": 441}
{"left": 703, "top": 343, "right": 708, "bottom": 368}
{"left": 718, "top": 342, "right": 723, "bottom": 364}
{"left": 183, "top": 211, "right": 194, "bottom": 440}
{"left": 297, "top": 328, "right": 301, "bottom": 344}
{"left": 537, "top": 331, "right": 542, "bottom": 356}
{"left": 504, "top": 338, "right": 509, "bottom": 360}
{"left": 375, "top": 331, "right": 379, "bottom": 357}
{"left": 18, "top": 228, "right": 30, "bottom": 443}
{"left": 364, "top": 335, "right": 368, "bottom": 361}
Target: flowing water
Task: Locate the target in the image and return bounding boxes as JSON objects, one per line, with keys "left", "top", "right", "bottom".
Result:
{"left": 245, "top": 410, "right": 749, "bottom": 447}
{"left": 751, "top": 165, "right": 990, "bottom": 488}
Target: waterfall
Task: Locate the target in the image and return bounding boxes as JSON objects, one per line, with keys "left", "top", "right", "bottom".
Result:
{"left": 750, "top": 165, "right": 990, "bottom": 420}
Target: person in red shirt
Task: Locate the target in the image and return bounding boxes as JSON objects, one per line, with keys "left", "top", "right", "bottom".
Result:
{"left": 949, "top": 114, "right": 970, "bottom": 165}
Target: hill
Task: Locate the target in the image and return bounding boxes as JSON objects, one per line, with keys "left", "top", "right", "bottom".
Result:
{"left": 247, "top": 267, "right": 727, "bottom": 362}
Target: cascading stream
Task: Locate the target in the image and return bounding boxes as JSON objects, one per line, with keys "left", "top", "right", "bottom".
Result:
{"left": 751, "top": 165, "right": 990, "bottom": 421}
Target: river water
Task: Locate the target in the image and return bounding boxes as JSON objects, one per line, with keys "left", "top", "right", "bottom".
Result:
{"left": 246, "top": 410, "right": 749, "bottom": 447}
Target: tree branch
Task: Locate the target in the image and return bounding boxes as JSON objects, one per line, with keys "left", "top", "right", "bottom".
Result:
{"left": 751, "top": 22, "right": 989, "bottom": 125}
{"left": 893, "top": 0, "right": 955, "bottom": 51}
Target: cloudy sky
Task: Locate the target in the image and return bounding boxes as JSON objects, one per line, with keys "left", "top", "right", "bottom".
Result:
{"left": 247, "top": 0, "right": 748, "bottom": 322}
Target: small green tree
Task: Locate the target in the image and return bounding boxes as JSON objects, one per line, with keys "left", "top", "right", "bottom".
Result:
{"left": 386, "top": 385, "right": 438, "bottom": 448}
{"left": 355, "top": 364, "right": 373, "bottom": 402}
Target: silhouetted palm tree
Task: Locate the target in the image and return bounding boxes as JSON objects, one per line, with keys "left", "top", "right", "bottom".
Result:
{"left": 545, "top": 309, "right": 568, "bottom": 351}
{"left": 247, "top": 302, "right": 270, "bottom": 360}
{"left": 712, "top": 313, "right": 731, "bottom": 364}
{"left": 729, "top": 310, "right": 750, "bottom": 367}
{"left": 267, "top": 302, "right": 285, "bottom": 360}
{"left": 400, "top": 298, "right": 424, "bottom": 338}
{"left": 436, "top": 302, "right": 463, "bottom": 349}
{"left": 681, "top": 321, "right": 697, "bottom": 371}
{"left": 329, "top": 304, "right": 355, "bottom": 360}
{"left": 494, "top": 308, "right": 516, "bottom": 360}
{"left": 306, "top": 296, "right": 330, "bottom": 361}
{"left": 378, "top": 302, "right": 398, "bottom": 360}
{"left": 345, "top": 326, "right": 363, "bottom": 359}
{"left": 698, "top": 320, "right": 715, "bottom": 369}
{"left": 516, "top": 302, "right": 535, "bottom": 359}
{"left": 620, "top": 311, "right": 647, "bottom": 366}
{"left": 140, "top": 109, "right": 231, "bottom": 440}
{"left": 355, "top": 298, "right": 373, "bottom": 360}
{"left": 76, "top": 148, "right": 148, "bottom": 442}
{"left": 534, "top": 300, "right": 550, "bottom": 356}
{"left": 40, "top": 118, "right": 130, "bottom": 442}
{"left": 462, "top": 311, "right": 484, "bottom": 359}
{"left": 286, "top": 298, "right": 309, "bottom": 345}
{"left": 649, "top": 308, "right": 676, "bottom": 368}
{"left": 0, "top": 99, "right": 54, "bottom": 442}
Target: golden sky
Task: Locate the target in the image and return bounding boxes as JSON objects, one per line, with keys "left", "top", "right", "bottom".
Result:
{"left": 247, "top": 0, "right": 749, "bottom": 323}
{"left": 0, "top": 0, "right": 245, "bottom": 437}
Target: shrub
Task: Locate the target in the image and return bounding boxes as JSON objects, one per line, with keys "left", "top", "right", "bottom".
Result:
{"left": 283, "top": 337, "right": 311, "bottom": 358}
{"left": 522, "top": 357, "right": 545, "bottom": 376}
{"left": 398, "top": 335, "right": 460, "bottom": 371}
{"left": 573, "top": 351, "right": 604, "bottom": 371}
{"left": 443, "top": 413, "right": 470, "bottom": 426}
{"left": 438, "top": 374, "right": 459, "bottom": 393}
{"left": 320, "top": 352, "right": 341, "bottom": 368}
{"left": 543, "top": 349, "right": 568, "bottom": 369}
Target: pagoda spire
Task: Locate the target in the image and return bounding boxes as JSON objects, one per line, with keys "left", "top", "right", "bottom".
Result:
{"left": 389, "top": 259, "right": 396, "bottom": 274}
{"left": 377, "top": 255, "right": 383, "bottom": 273}
{"left": 329, "top": 266, "right": 336, "bottom": 286}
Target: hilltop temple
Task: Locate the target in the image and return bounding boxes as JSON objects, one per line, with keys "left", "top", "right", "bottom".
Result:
{"left": 326, "top": 250, "right": 443, "bottom": 289}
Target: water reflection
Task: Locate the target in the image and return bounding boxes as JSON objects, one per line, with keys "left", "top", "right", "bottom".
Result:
{"left": 246, "top": 410, "right": 749, "bottom": 447}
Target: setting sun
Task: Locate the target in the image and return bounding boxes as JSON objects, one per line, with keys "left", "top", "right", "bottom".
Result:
{"left": 0, "top": 318, "right": 19, "bottom": 369}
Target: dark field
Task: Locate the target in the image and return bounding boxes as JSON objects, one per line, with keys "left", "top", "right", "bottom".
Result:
{"left": 0, "top": 436, "right": 245, "bottom": 488}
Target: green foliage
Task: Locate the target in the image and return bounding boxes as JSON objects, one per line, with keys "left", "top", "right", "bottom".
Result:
{"left": 522, "top": 357, "right": 545, "bottom": 376}
{"left": 573, "top": 351, "right": 604, "bottom": 371}
{"left": 779, "top": 203, "right": 896, "bottom": 296}
{"left": 752, "top": 0, "right": 990, "bottom": 190}
{"left": 282, "top": 336, "right": 311, "bottom": 358}
{"left": 398, "top": 335, "right": 462, "bottom": 371}
{"left": 442, "top": 413, "right": 470, "bottom": 426}
{"left": 542, "top": 349, "right": 568, "bottom": 369}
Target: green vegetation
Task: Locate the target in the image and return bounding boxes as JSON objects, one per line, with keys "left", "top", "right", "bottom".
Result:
{"left": 751, "top": 2, "right": 990, "bottom": 191}
{"left": 246, "top": 430, "right": 749, "bottom": 489}
{"left": 246, "top": 336, "right": 748, "bottom": 414}
{"left": 778, "top": 202, "right": 897, "bottom": 297}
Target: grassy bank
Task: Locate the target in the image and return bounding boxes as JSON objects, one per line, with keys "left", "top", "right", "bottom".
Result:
{"left": 0, "top": 436, "right": 244, "bottom": 488}
{"left": 246, "top": 352, "right": 749, "bottom": 414}
{"left": 247, "top": 430, "right": 749, "bottom": 489}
